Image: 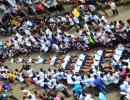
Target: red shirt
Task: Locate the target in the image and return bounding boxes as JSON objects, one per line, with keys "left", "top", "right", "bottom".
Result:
{"left": 127, "top": 19, "right": 130, "bottom": 25}
{"left": 35, "top": 93, "right": 47, "bottom": 99}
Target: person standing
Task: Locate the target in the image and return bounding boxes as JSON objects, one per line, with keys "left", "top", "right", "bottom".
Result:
{"left": 93, "top": 75, "right": 108, "bottom": 94}
{"left": 55, "top": 81, "right": 70, "bottom": 97}
{"left": 96, "top": 1, "right": 108, "bottom": 16}
{"left": 108, "top": 1, "right": 118, "bottom": 16}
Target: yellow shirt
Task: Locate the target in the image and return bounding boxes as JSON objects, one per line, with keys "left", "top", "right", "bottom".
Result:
{"left": 128, "top": 62, "right": 130, "bottom": 70}
{"left": 8, "top": 73, "right": 17, "bottom": 80}
{"left": 72, "top": 9, "right": 80, "bottom": 18}
{"left": 0, "top": 85, "right": 3, "bottom": 93}
{"left": 5, "top": 42, "right": 12, "bottom": 47}
{"left": 76, "top": 6, "right": 81, "bottom": 13}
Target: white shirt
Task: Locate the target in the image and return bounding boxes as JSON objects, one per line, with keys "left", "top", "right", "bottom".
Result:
{"left": 33, "top": 77, "right": 38, "bottom": 83}
{"left": 52, "top": 44, "right": 59, "bottom": 51}
{"left": 17, "top": 73, "right": 24, "bottom": 83}
{"left": 67, "top": 74, "right": 74, "bottom": 85}
{"left": 84, "top": 78, "right": 91, "bottom": 87}
{"left": 56, "top": 72, "right": 62, "bottom": 79}
{"left": 30, "top": 36, "right": 36, "bottom": 42}
{"left": 39, "top": 80, "right": 45, "bottom": 87}
{"left": 67, "top": 17, "right": 74, "bottom": 25}
{"left": 24, "top": 29, "right": 31, "bottom": 36}
{"left": 61, "top": 61, "right": 68, "bottom": 69}
{"left": 102, "top": 76, "right": 109, "bottom": 85}
{"left": 2, "top": 73, "right": 8, "bottom": 79}
{"left": 89, "top": 77, "right": 95, "bottom": 87}
{"left": 48, "top": 70, "right": 54, "bottom": 77}
{"left": 49, "top": 18, "right": 55, "bottom": 23}
{"left": 80, "top": 0, "right": 86, "bottom": 3}
{"left": 83, "top": 15, "right": 89, "bottom": 22}
{"left": 73, "top": 17, "right": 79, "bottom": 24}
{"left": 89, "top": 5, "right": 95, "bottom": 11}
{"left": 36, "top": 56, "right": 44, "bottom": 64}
{"left": 48, "top": 78, "right": 57, "bottom": 89}
{"left": 56, "top": 34, "right": 62, "bottom": 41}
{"left": 113, "top": 76, "right": 119, "bottom": 84}
{"left": 108, "top": 2, "right": 117, "bottom": 10}
{"left": 36, "top": 79, "right": 44, "bottom": 87}
{"left": 27, "top": 68, "right": 33, "bottom": 77}
{"left": 41, "top": 44, "right": 48, "bottom": 53}
{"left": 61, "top": 16, "right": 67, "bottom": 22}
{"left": 39, "top": 71, "right": 44, "bottom": 79}
{"left": 26, "top": 20, "right": 33, "bottom": 27}
{"left": 89, "top": 15, "right": 99, "bottom": 21}
{"left": 120, "top": 81, "right": 130, "bottom": 93}
{"left": 0, "top": 66, "right": 8, "bottom": 72}
{"left": 51, "top": 73, "right": 57, "bottom": 79}
{"left": 79, "top": 93, "right": 85, "bottom": 100}
{"left": 46, "top": 29, "right": 52, "bottom": 39}
{"left": 57, "top": 28, "right": 62, "bottom": 34}
{"left": 84, "top": 23, "right": 90, "bottom": 32}
{"left": 120, "top": 84, "right": 130, "bottom": 93}
{"left": 85, "top": 94, "right": 93, "bottom": 100}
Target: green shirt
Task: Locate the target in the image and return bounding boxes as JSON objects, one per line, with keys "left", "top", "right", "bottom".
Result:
{"left": 86, "top": 35, "right": 95, "bottom": 44}
{"left": 48, "top": 96, "right": 54, "bottom": 100}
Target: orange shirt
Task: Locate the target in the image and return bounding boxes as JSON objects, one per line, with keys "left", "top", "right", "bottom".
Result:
{"left": 0, "top": 85, "right": 3, "bottom": 93}
{"left": 11, "top": 19, "right": 18, "bottom": 26}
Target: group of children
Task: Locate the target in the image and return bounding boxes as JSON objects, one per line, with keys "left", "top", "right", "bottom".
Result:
{"left": 0, "top": 3, "right": 130, "bottom": 62}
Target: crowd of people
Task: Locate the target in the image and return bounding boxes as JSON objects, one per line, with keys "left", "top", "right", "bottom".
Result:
{"left": 0, "top": 1, "right": 130, "bottom": 62}
{"left": 0, "top": 0, "right": 108, "bottom": 16}
{"left": 0, "top": 44, "right": 130, "bottom": 100}
{"left": 0, "top": 42, "right": 130, "bottom": 100}
{"left": 0, "top": 0, "right": 130, "bottom": 100}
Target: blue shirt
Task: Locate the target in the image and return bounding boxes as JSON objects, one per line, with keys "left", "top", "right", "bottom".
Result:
{"left": 81, "top": 8, "right": 87, "bottom": 15}
{"left": 98, "top": 92, "right": 107, "bottom": 100}
{"left": 72, "top": 84, "right": 83, "bottom": 94}
{"left": 3, "top": 82, "right": 10, "bottom": 90}
{"left": 90, "top": 0, "right": 95, "bottom": 3}
{"left": 94, "top": 77, "right": 104, "bottom": 88}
